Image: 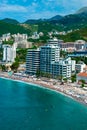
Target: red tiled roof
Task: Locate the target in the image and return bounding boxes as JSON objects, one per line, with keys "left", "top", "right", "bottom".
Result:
{"left": 78, "top": 72, "right": 87, "bottom": 77}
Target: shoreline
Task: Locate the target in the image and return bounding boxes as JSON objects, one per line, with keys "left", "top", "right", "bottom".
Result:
{"left": 0, "top": 76, "right": 70, "bottom": 97}
{"left": 0, "top": 72, "right": 87, "bottom": 106}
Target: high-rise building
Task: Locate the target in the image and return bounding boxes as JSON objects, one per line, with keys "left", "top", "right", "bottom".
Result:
{"left": 40, "top": 43, "right": 60, "bottom": 74}
{"left": 26, "top": 49, "right": 40, "bottom": 75}
{"left": 3, "top": 44, "right": 16, "bottom": 63}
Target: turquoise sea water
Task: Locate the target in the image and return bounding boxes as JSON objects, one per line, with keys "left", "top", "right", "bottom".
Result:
{"left": 0, "top": 78, "right": 87, "bottom": 130}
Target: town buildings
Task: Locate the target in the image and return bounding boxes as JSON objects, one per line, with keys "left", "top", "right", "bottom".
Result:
{"left": 26, "top": 38, "right": 75, "bottom": 78}
{"left": 13, "top": 33, "right": 32, "bottom": 48}
{"left": 59, "top": 40, "right": 87, "bottom": 52}
{"left": 0, "top": 33, "right": 32, "bottom": 49}
{"left": 1, "top": 33, "right": 11, "bottom": 41}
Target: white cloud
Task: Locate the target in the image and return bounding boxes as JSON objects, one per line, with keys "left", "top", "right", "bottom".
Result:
{"left": 24, "top": 10, "right": 60, "bottom": 20}
{"left": 0, "top": 3, "right": 27, "bottom": 12}
{"left": 0, "top": 0, "right": 87, "bottom": 22}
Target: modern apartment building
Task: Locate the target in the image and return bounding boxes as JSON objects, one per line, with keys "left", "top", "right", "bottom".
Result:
{"left": 51, "top": 57, "right": 72, "bottom": 78}
{"left": 40, "top": 43, "right": 60, "bottom": 74}
{"left": 26, "top": 49, "right": 40, "bottom": 75}
{"left": 3, "top": 44, "right": 16, "bottom": 63}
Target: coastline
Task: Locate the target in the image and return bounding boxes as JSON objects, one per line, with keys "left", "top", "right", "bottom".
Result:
{"left": 0, "top": 72, "right": 87, "bottom": 106}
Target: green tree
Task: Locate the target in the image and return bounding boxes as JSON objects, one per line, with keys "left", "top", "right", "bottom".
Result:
{"left": 16, "top": 48, "right": 28, "bottom": 63}
{"left": 1, "top": 65, "right": 6, "bottom": 71}
{"left": 79, "top": 80, "right": 85, "bottom": 88}
{"left": 36, "top": 68, "right": 40, "bottom": 78}
{"left": 63, "top": 78, "right": 68, "bottom": 83}
{"left": 11, "top": 61, "right": 19, "bottom": 72}
{"left": 0, "top": 49, "right": 3, "bottom": 60}
{"left": 71, "top": 74, "right": 76, "bottom": 83}
{"left": 81, "top": 83, "right": 84, "bottom": 88}
{"left": 32, "top": 45, "right": 37, "bottom": 49}
{"left": 81, "top": 80, "right": 85, "bottom": 84}
{"left": 3, "top": 39, "right": 14, "bottom": 45}
{"left": 60, "top": 50, "right": 67, "bottom": 58}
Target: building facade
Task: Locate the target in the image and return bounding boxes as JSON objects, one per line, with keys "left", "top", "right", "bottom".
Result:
{"left": 26, "top": 49, "right": 40, "bottom": 75}
{"left": 75, "top": 61, "right": 86, "bottom": 73}
{"left": 3, "top": 44, "right": 16, "bottom": 63}
{"left": 75, "top": 40, "right": 86, "bottom": 50}
{"left": 51, "top": 57, "right": 72, "bottom": 78}
{"left": 40, "top": 43, "right": 60, "bottom": 74}
{"left": 59, "top": 40, "right": 86, "bottom": 52}
{"left": 13, "top": 33, "right": 32, "bottom": 48}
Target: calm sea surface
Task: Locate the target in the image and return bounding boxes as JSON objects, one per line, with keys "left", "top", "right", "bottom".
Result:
{"left": 0, "top": 78, "right": 87, "bottom": 130}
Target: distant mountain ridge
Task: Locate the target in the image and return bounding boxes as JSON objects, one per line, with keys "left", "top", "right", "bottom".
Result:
{"left": 48, "top": 15, "right": 63, "bottom": 21}
{"left": 0, "top": 7, "right": 87, "bottom": 24}
{"left": 0, "top": 6, "right": 87, "bottom": 36}
{"left": 1, "top": 18, "right": 19, "bottom": 24}
{"left": 76, "top": 7, "right": 87, "bottom": 14}
{"left": 24, "top": 15, "right": 63, "bottom": 24}
{"left": 23, "top": 6, "right": 87, "bottom": 30}
{"left": 0, "top": 21, "right": 31, "bottom": 36}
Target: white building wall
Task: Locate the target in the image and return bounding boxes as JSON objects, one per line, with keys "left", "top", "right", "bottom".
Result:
{"left": 3, "top": 44, "right": 16, "bottom": 63}
{"left": 51, "top": 57, "right": 72, "bottom": 78}
{"left": 71, "top": 60, "right": 76, "bottom": 71}
{"left": 75, "top": 63, "right": 86, "bottom": 73}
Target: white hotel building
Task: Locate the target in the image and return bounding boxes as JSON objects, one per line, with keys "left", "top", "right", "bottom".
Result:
{"left": 3, "top": 44, "right": 16, "bottom": 63}
{"left": 51, "top": 57, "right": 72, "bottom": 78}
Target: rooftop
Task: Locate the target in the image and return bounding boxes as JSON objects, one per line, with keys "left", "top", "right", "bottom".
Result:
{"left": 78, "top": 72, "right": 87, "bottom": 77}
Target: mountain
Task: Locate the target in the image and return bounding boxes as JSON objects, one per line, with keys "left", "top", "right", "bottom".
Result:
{"left": 0, "top": 7, "right": 87, "bottom": 36}
{"left": 24, "top": 15, "right": 63, "bottom": 24}
{"left": 76, "top": 7, "right": 87, "bottom": 15}
{"left": 0, "top": 21, "right": 31, "bottom": 36}
{"left": 58, "top": 14, "right": 87, "bottom": 26}
{"left": 1, "top": 18, "right": 19, "bottom": 24}
{"left": 24, "top": 7, "right": 87, "bottom": 31}
{"left": 57, "top": 7, "right": 87, "bottom": 30}
{"left": 48, "top": 15, "right": 63, "bottom": 21}
{"left": 56, "top": 26, "right": 87, "bottom": 42}
{"left": 24, "top": 19, "right": 46, "bottom": 24}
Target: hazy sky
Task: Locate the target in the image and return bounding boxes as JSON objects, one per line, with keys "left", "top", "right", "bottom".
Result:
{"left": 0, "top": 0, "right": 87, "bottom": 22}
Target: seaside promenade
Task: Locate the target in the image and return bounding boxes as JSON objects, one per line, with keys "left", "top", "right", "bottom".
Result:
{"left": 0, "top": 72, "right": 87, "bottom": 105}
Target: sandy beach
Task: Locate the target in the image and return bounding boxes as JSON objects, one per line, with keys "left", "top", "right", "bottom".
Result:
{"left": 0, "top": 72, "right": 87, "bottom": 106}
